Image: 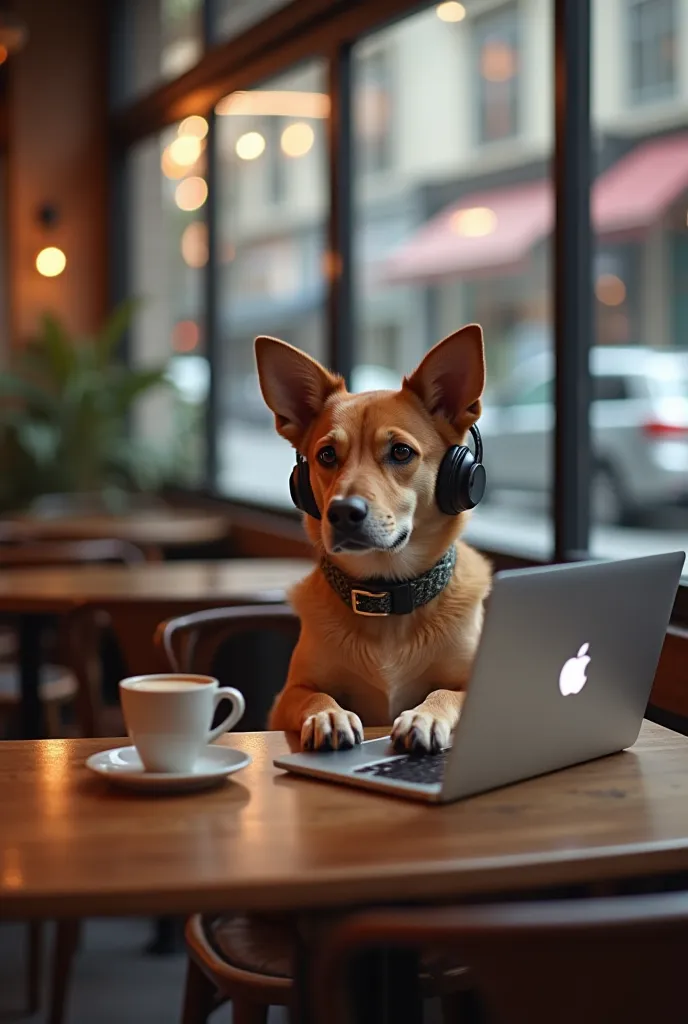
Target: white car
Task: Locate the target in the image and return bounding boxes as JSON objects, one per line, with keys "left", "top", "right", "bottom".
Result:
{"left": 480, "top": 347, "right": 688, "bottom": 524}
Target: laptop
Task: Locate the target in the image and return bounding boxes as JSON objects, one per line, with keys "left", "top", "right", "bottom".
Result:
{"left": 274, "top": 552, "right": 685, "bottom": 804}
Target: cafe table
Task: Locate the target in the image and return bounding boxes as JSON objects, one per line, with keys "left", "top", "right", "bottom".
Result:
{"left": 0, "top": 508, "right": 231, "bottom": 561}
{"left": 0, "top": 559, "right": 311, "bottom": 737}
{"left": 4, "top": 722, "right": 688, "bottom": 1022}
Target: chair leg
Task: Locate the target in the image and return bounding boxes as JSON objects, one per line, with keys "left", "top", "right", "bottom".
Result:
{"left": 181, "top": 957, "right": 218, "bottom": 1024}
{"left": 26, "top": 921, "right": 43, "bottom": 1015}
{"left": 49, "top": 919, "right": 81, "bottom": 1024}
{"left": 232, "top": 998, "right": 269, "bottom": 1024}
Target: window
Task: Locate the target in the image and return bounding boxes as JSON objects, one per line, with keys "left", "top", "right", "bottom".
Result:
{"left": 111, "top": 0, "right": 688, "bottom": 599}
{"left": 628, "top": 0, "right": 677, "bottom": 104}
{"left": 127, "top": 127, "right": 208, "bottom": 487}
{"left": 214, "top": 0, "right": 291, "bottom": 42}
{"left": 474, "top": 3, "right": 520, "bottom": 144}
{"left": 114, "top": 0, "right": 204, "bottom": 106}
{"left": 355, "top": 45, "right": 393, "bottom": 175}
{"left": 215, "top": 64, "right": 328, "bottom": 504}
{"left": 593, "top": 0, "right": 688, "bottom": 565}
{"left": 353, "top": 4, "right": 553, "bottom": 556}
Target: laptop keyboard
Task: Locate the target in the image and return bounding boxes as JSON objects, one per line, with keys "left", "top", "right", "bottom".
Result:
{"left": 354, "top": 751, "right": 449, "bottom": 786}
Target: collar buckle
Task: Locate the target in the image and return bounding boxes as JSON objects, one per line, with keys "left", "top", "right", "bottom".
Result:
{"left": 351, "top": 589, "right": 389, "bottom": 616}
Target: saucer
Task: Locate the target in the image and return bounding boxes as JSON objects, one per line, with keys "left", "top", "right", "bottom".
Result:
{"left": 86, "top": 745, "right": 251, "bottom": 793}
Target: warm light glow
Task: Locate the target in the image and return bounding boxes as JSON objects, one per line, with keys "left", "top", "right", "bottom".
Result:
{"left": 0, "top": 44, "right": 8, "bottom": 66}
{"left": 161, "top": 145, "right": 188, "bottom": 179}
{"left": 179, "top": 115, "right": 208, "bottom": 140}
{"left": 235, "top": 131, "right": 266, "bottom": 161}
{"left": 216, "top": 90, "right": 330, "bottom": 119}
{"left": 451, "top": 207, "right": 497, "bottom": 238}
{"left": 181, "top": 221, "right": 208, "bottom": 268}
{"left": 481, "top": 42, "right": 518, "bottom": 82}
{"left": 436, "top": 1, "right": 466, "bottom": 22}
{"left": 596, "top": 273, "right": 626, "bottom": 307}
{"left": 36, "top": 246, "right": 66, "bottom": 277}
{"left": 169, "top": 135, "right": 202, "bottom": 167}
{"left": 280, "top": 122, "right": 315, "bottom": 158}
{"left": 175, "top": 176, "right": 208, "bottom": 211}
{"left": 172, "top": 319, "right": 200, "bottom": 352}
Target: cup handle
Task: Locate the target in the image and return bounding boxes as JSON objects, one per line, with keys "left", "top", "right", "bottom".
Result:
{"left": 208, "top": 687, "right": 245, "bottom": 743}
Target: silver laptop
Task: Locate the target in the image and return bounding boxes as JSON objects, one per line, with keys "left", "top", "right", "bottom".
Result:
{"left": 274, "top": 552, "right": 685, "bottom": 804}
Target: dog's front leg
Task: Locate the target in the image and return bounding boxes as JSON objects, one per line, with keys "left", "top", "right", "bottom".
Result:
{"left": 270, "top": 682, "right": 363, "bottom": 752}
{"left": 391, "top": 689, "right": 466, "bottom": 754}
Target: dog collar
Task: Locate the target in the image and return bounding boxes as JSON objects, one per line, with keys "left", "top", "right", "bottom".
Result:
{"left": 320, "top": 546, "right": 457, "bottom": 617}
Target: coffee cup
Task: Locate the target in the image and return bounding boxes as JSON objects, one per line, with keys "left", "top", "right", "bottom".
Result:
{"left": 119, "top": 674, "right": 245, "bottom": 773}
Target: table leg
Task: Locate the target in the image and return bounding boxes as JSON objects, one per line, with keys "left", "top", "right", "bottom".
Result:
{"left": 19, "top": 615, "right": 46, "bottom": 739}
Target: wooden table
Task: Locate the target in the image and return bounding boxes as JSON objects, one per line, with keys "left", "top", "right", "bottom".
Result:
{"left": 3, "top": 722, "right": 688, "bottom": 1021}
{"left": 0, "top": 560, "right": 311, "bottom": 737}
{"left": 0, "top": 509, "right": 231, "bottom": 560}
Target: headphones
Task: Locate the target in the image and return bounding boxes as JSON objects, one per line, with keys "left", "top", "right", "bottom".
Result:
{"left": 289, "top": 424, "right": 487, "bottom": 520}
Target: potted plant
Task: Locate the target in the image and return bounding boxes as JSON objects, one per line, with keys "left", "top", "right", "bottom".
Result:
{"left": 0, "top": 302, "right": 171, "bottom": 515}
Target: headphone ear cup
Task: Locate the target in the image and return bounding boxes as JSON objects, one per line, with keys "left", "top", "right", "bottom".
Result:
{"left": 291, "top": 459, "right": 321, "bottom": 520}
{"left": 436, "top": 445, "right": 485, "bottom": 515}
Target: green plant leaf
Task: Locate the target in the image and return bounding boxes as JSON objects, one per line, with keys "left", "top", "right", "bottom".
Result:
{"left": 0, "top": 372, "right": 58, "bottom": 414}
{"left": 95, "top": 298, "right": 140, "bottom": 366}
{"left": 34, "top": 313, "right": 77, "bottom": 387}
{"left": 107, "top": 366, "right": 169, "bottom": 414}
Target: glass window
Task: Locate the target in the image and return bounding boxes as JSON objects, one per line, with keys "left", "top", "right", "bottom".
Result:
{"left": 592, "top": 0, "right": 688, "bottom": 575}
{"left": 628, "top": 0, "right": 677, "bottom": 105}
{"left": 214, "top": 0, "right": 291, "bottom": 42}
{"left": 353, "top": 3, "right": 554, "bottom": 558}
{"left": 215, "top": 63, "right": 329, "bottom": 504}
{"left": 128, "top": 123, "right": 209, "bottom": 488}
{"left": 355, "top": 44, "right": 394, "bottom": 175}
{"left": 474, "top": 2, "right": 520, "bottom": 144}
{"left": 115, "top": 0, "right": 204, "bottom": 106}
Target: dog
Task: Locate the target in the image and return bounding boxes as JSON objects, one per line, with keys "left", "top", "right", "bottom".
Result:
{"left": 255, "top": 324, "right": 492, "bottom": 754}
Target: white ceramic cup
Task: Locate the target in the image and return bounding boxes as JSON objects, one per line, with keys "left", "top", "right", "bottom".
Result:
{"left": 119, "top": 674, "right": 245, "bottom": 773}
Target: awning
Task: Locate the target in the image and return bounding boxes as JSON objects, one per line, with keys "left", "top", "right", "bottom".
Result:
{"left": 379, "top": 180, "right": 553, "bottom": 285}
{"left": 593, "top": 132, "right": 688, "bottom": 236}
{"left": 379, "top": 133, "right": 688, "bottom": 285}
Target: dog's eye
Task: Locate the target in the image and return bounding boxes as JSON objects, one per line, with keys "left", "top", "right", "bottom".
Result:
{"left": 390, "top": 443, "right": 414, "bottom": 463}
{"left": 317, "top": 445, "right": 337, "bottom": 467}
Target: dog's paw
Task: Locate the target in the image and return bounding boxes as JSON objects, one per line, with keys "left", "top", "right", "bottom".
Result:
{"left": 301, "top": 710, "right": 364, "bottom": 752}
{"left": 391, "top": 711, "right": 451, "bottom": 755}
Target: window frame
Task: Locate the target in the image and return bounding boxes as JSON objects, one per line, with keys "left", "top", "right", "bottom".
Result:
{"left": 109, "top": 0, "right": 687, "bottom": 622}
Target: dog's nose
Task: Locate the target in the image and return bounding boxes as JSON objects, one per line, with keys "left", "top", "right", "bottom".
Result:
{"left": 327, "top": 496, "right": 369, "bottom": 529}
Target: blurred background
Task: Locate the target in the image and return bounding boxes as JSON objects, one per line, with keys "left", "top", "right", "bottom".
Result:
{"left": 0, "top": 0, "right": 687, "bottom": 569}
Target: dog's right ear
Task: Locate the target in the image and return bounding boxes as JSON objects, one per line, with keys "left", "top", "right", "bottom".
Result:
{"left": 255, "top": 336, "right": 344, "bottom": 448}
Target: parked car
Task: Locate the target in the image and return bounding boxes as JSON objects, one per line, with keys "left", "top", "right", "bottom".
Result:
{"left": 480, "top": 346, "right": 688, "bottom": 524}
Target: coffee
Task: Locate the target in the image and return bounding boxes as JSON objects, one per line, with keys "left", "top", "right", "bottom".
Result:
{"left": 127, "top": 680, "right": 202, "bottom": 693}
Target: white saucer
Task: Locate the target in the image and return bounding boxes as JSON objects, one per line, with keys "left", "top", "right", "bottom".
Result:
{"left": 86, "top": 745, "right": 251, "bottom": 793}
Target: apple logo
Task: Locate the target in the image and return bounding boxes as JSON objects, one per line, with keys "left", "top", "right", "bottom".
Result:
{"left": 558, "top": 643, "right": 591, "bottom": 696}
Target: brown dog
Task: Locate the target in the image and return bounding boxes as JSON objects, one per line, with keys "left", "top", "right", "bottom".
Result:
{"left": 255, "top": 324, "right": 492, "bottom": 754}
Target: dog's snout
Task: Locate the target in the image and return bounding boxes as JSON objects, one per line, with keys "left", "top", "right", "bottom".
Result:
{"left": 327, "top": 496, "right": 369, "bottom": 529}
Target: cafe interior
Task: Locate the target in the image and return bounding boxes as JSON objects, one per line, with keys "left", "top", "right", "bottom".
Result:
{"left": 1, "top": 0, "right": 688, "bottom": 1021}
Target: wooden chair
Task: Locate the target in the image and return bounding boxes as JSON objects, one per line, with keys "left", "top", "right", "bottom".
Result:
{"left": 0, "top": 538, "right": 145, "bottom": 740}
{"left": 313, "top": 892, "right": 688, "bottom": 1024}
{"left": 157, "top": 605, "right": 473, "bottom": 1024}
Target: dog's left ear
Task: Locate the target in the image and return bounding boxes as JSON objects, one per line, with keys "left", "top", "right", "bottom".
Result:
{"left": 403, "top": 324, "right": 485, "bottom": 433}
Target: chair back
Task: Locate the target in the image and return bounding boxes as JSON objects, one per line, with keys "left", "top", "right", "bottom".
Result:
{"left": 315, "top": 893, "right": 688, "bottom": 1024}
{"left": 156, "top": 605, "right": 300, "bottom": 730}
